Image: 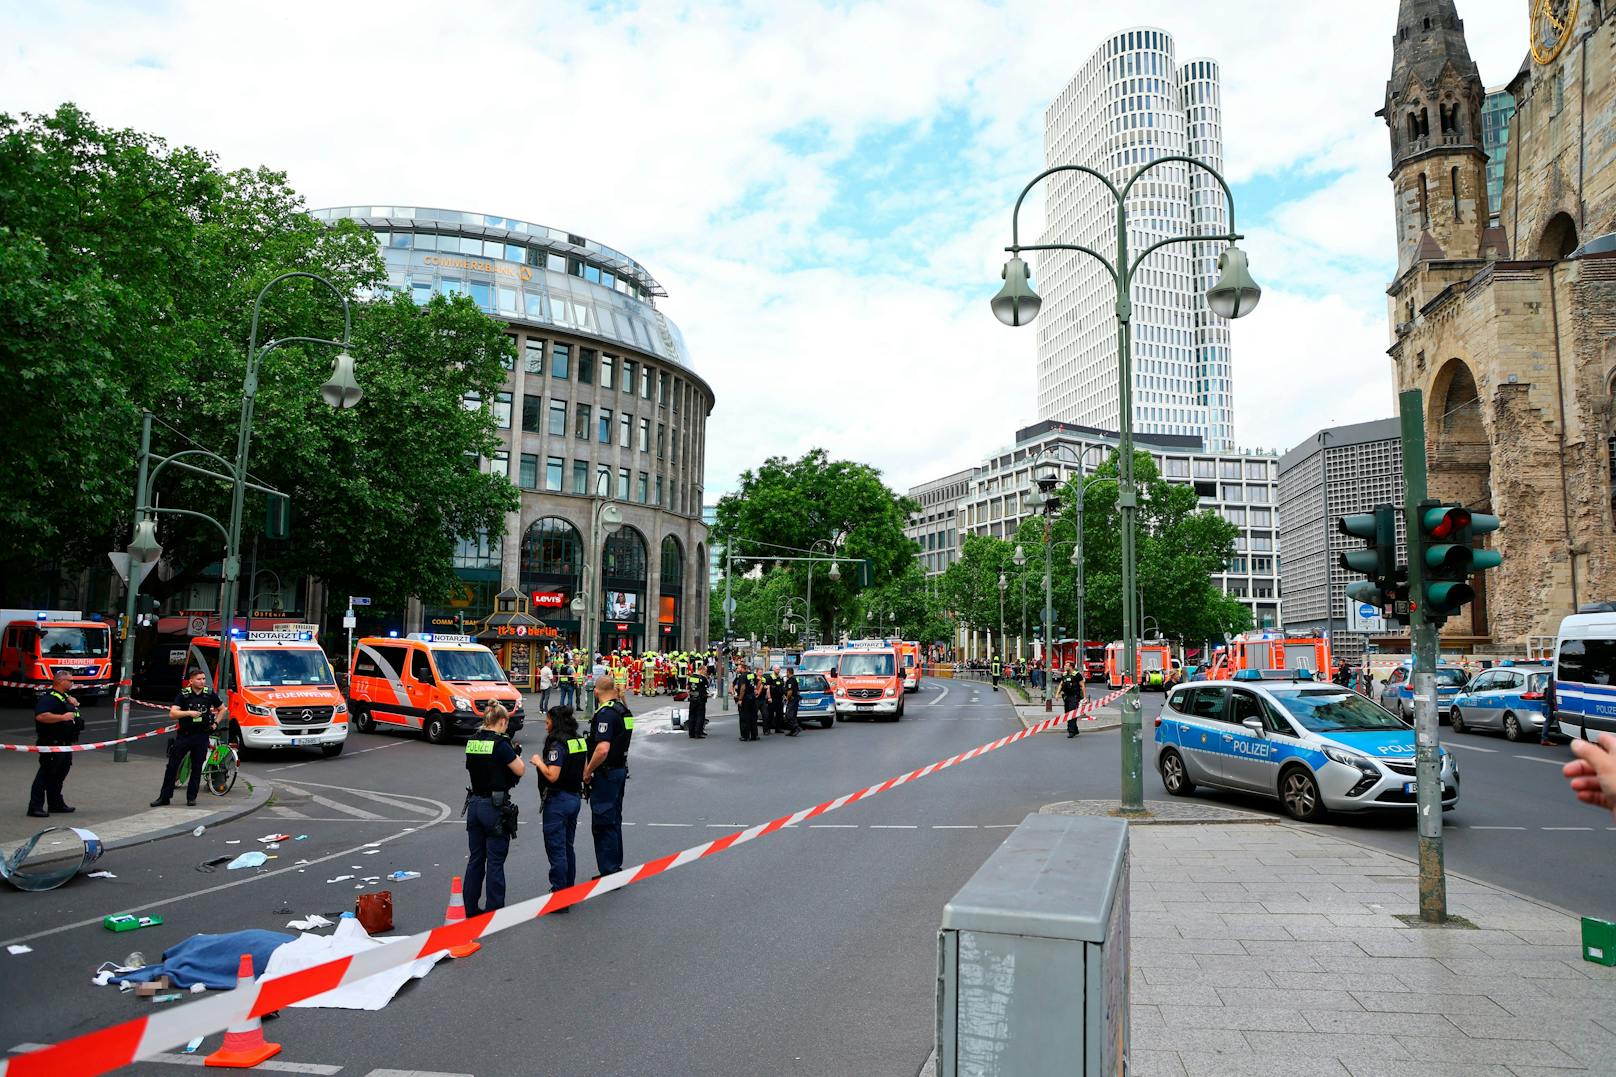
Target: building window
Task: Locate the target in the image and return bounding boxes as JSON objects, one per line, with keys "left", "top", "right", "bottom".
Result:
{"left": 490, "top": 450, "right": 509, "bottom": 479}
{"left": 521, "top": 394, "right": 541, "bottom": 433}
{"left": 659, "top": 372, "right": 670, "bottom": 407}
{"left": 617, "top": 467, "right": 631, "bottom": 500}
{"left": 551, "top": 342, "right": 570, "bottom": 380}
{"left": 548, "top": 400, "right": 567, "bottom": 437}
{"left": 596, "top": 464, "right": 611, "bottom": 497}
{"left": 598, "top": 408, "right": 612, "bottom": 444}
{"left": 575, "top": 404, "right": 591, "bottom": 440}
{"left": 600, "top": 354, "right": 615, "bottom": 389}
{"left": 1193, "top": 459, "right": 1215, "bottom": 478}
{"left": 1219, "top": 460, "right": 1241, "bottom": 479}
{"left": 638, "top": 417, "right": 650, "bottom": 453}
{"left": 1163, "top": 458, "right": 1189, "bottom": 478}
{"left": 619, "top": 412, "right": 631, "bottom": 448}
{"left": 641, "top": 366, "right": 652, "bottom": 399}
{"left": 655, "top": 475, "right": 663, "bottom": 506}
{"left": 524, "top": 341, "right": 544, "bottom": 374}
{"left": 1243, "top": 461, "right": 1267, "bottom": 480}
{"left": 1418, "top": 172, "right": 1430, "bottom": 229}
{"left": 518, "top": 453, "right": 538, "bottom": 489}
{"left": 572, "top": 459, "right": 587, "bottom": 494}
{"left": 492, "top": 392, "right": 512, "bottom": 429}
{"left": 637, "top": 472, "right": 649, "bottom": 503}
{"left": 622, "top": 360, "right": 635, "bottom": 394}
{"left": 657, "top": 423, "right": 665, "bottom": 459}
{"left": 578, "top": 348, "right": 596, "bottom": 384}
{"left": 1221, "top": 484, "right": 1245, "bottom": 502}
{"left": 546, "top": 456, "right": 564, "bottom": 492}
{"left": 1451, "top": 165, "right": 1461, "bottom": 221}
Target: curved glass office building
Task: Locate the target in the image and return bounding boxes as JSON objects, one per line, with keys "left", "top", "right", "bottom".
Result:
{"left": 315, "top": 206, "right": 714, "bottom": 659}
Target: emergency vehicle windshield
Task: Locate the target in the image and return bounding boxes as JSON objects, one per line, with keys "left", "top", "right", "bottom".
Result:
{"left": 1435, "top": 668, "right": 1469, "bottom": 687}
{"left": 39, "top": 626, "right": 110, "bottom": 658}
{"left": 433, "top": 649, "right": 507, "bottom": 683}
{"left": 1269, "top": 688, "right": 1408, "bottom": 733}
{"left": 794, "top": 673, "right": 830, "bottom": 692}
{"left": 840, "top": 653, "right": 894, "bottom": 677}
{"left": 240, "top": 649, "right": 336, "bottom": 688}
{"left": 797, "top": 653, "right": 838, "bottom": 674}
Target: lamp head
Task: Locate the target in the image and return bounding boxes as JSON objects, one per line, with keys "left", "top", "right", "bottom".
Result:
{"left": 997, "top": 572, "right": 1007, "bottom": 590}
{"left": 1206, "top": 245, "right": 1261, "bottom": 320}
{"left": 827, "top": 561, "right": 841, "bottom": 582}
{"left": 320, "top": 351, "right": 363, "bottom": 409}
{"left": 128, "top": 517, "right": 163, "bottom": 564}
{"left": 990, "top": 256, "right": 1041, "bottom": 327}
{"left": 600, "top": 502, "right": 624, "bottom": 532}
{"left": 1012, "top": 545, "right": 1026, "bottom": 567}
{"left": 1070, "top": 544, "right": 1081, "bottom": 566}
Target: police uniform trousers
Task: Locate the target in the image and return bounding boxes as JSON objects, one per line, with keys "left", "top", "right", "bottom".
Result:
{"left": 29, "top": 754, "right": 73, "bottom": 813}
{"left": 1063, "top": 691, "right": 1084, "bottom": 736}
{"left": 784, "top": 699, "right": 801, "bottom": 734}
{"left": 159, "top": 730, "right": 211, "bottom": 803}
{"left": 542, "top": 790, "right": 581, "bottom": 892}
{"left": 464, "top": 795, "right": 510, "bottom": 916}
{"left": 590, "top": 766, "right": 628, "bottom": 876}
{"left": 738, "top": 698, "right": 759, "bottom": 741}
{"left": 687, "top": 696, "right": 707, "bottom": 737}
{"left": 769, "top": 697, "right": 786, "bottom": 733}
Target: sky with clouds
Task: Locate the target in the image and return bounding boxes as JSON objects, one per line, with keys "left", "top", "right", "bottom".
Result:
{"left": 1, "top": 0, "right": 1533, "bottom": 497}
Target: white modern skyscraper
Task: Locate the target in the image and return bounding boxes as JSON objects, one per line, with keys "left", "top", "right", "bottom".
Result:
{"left": 1037, "top": 27, "right": 1235, "bottom": 450}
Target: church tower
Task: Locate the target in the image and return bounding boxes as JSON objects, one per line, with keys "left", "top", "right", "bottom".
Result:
{"left": 1378, "top": 0, "right": 1494, "bottom": 273}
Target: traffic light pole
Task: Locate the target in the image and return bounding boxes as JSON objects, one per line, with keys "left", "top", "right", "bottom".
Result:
{"left": 1400, "top": 388, "right": 1447, "bottom": 924}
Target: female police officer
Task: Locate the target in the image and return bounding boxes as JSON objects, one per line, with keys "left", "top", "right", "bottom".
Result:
{"left": 464, "top": 702, "right": 524, "bottom": 918}
{"left": 530, "top": 705, "right": 587, "bottom": 910}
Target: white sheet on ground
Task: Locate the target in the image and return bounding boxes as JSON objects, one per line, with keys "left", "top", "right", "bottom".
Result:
{"left": 261, "top": 916, "right": 444, "bottom": 1010}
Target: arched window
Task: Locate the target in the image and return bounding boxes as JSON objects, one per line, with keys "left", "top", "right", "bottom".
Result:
{"left": 1538, "top": 212, "right": 1580, "bottom": 260}
{"left": 1451, "top": 166, "right": 1461, "bottom": 221}
{"left": 519, "top": 518, "right": 583, "bottom": 597}
{"left": 602, "top": 527, "right": 647, "bottom": 582}
{"left": 1418, "top": 173, "right": 1430, "bottom": 229}
{"left": 660, "top": 536, "right": 684, "bottom": 589}
{"left": 1407, "top": 112, "right": 1420, "bottom": 142}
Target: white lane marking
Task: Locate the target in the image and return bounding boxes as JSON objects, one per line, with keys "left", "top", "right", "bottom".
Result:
{"left": 299, "top": 793, "right": 388, "bottom": 821}
{"left": 928, "top": 683, "right": 950, "bottom": 707}
{"left": 932, "top": 824, "right": 977, "bottom": 829}
{"left": 1469, "top": 825, "right": 1527, "bottom": 830}
{"left": 808, "top": 824, "right": 857, "bottom": 829}
{"left": 262, "top": 805, "right": 313, "bottom": 819}
{"left": 1542, "top": 826, "right": 1594, "bottom": 831}
{"left": 1444, "top": 742, "right": 1497, "bottom": 753}
{"left": 983, "top": 824, "right": 1019, "bottom": 829}
{"left": 0, "top": 787, "right": 452, "bottom": 949}
{"left": 705, "top": 823, "right": 750, "bottom": 828}
{"left": 1512, "top": 754, "right": 1565, "bottom": 765}
{"left": 7, "top": 1044, "right": 48, "bottom": 1053}
{"left": 366, "top": 1069, "right": 476, "bottom": 1077}
{"left": 135, "top": 1053, "right": 342, "bottom": 1073}
{"left": 646, "top": 822, "right": 692, "bottom": 827}
{"left": 344, "top": 788, "right": 442, "bottom": 816}
{"left": 869, "top": 824, "right": 918, "bottom": 829}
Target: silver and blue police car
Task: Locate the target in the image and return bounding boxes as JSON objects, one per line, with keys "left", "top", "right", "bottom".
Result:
{"left": 1449, "top": 662, "right": 1552, "bottom": 741}
{"left": 1155, "top": 673, "right": 1460, "bottom": 822}
{"left": 792, "top": 672, "right": 836, "bottom": 729}
{"left": 1375, "top": 661, "right": 1469, "bottom": 720}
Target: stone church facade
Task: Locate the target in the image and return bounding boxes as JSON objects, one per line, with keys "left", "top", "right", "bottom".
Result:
{"left": 1381, "top": 0, "right": 1616, "bottom": 651}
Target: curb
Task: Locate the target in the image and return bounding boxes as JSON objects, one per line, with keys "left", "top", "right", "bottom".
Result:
{"left": 101, "top": 775, "right": 274, "bottom": 853}
{"left": 1016, "top": 706, "right": 1121, "bottom": 733}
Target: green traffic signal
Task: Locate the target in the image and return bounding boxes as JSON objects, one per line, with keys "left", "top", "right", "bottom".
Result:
{"left": 1337, "top": 505, "right": 1397, "bottom": 607}
{"left": 1414, "top": 502, "right": 1501, "bottom": 622}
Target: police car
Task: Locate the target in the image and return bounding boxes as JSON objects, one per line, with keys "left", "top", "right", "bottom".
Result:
{"left": 1449, "top": 662, "right": 1552, "bottom": 741}
{"left": 1375, "top": 661, "right": 1469, "bottom": 720}
{"left": 792, "top": 672, "right": 835, "bottom": 729}
{"left": 1155, "top": 675, "right": 1459, "bottom": 822}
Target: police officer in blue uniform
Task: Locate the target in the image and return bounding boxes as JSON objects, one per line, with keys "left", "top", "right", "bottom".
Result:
{"left": 463, "top": 702, "right": 525, "bottom": 917}
{"left": 686, "top": 665, "right": 711, "bottom": 738}
{"left": 151, "top": 668, "right": 223, "bottom": 807}
{"left": 1061, "top": 664, "right": 1086, "bottom": 739}
{"left": 531, "top": 705, "right": 587, "bottom": 911}
{"left": 27, "top": 669, "right": 81, "bottom": 818}
{"left": 584, "top": 678, "right": 633, "bottom": 876}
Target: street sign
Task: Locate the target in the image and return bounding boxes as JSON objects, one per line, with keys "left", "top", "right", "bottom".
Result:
{"left": 107, "top": 551, "right": 153, "bottom": 589}
{"left": 723, "top": 597, "right": 737, "bottom": 614}
{"left": 349, "top": 596, "right": 372, "bottom": 607}
{"left": 342, "top": 615, "right": 356, "bottom": 629}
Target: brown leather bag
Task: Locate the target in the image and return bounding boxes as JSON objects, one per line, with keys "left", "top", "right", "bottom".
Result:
{"left": 354, "top": 890, "right": 393, "bottom": 934}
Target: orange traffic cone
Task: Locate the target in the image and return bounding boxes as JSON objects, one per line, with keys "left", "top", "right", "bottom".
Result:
{"left": 442, "top": 875, "right": 481, "bottom": 958}
{"left": 204, "top": 954, "right": 282, "bottom": 1069}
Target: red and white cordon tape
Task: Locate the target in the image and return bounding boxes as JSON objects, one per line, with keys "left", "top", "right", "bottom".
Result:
{"left": 0, "top": 688, "right": 1127, "bottom": 1077}
{"left": 0, "top": 723, "right": 178, "bottom": 754}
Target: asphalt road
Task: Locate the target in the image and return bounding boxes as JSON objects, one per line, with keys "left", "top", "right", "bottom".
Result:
{"left": 2, "top": 678, "right": 1612, "bottom": 1077}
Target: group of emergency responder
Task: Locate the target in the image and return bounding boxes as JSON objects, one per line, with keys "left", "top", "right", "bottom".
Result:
{"left": 536, "top": 649, "right": 716, "bottom": 714}
{"left": 730, "top": 665, "right": 804, "bottom": 741}
{"left": 985, "top": 654, "right": 1093, "bottom": 739}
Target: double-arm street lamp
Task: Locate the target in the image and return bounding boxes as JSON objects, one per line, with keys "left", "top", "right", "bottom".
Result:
{"left": 992, "top": 158, "right": 1261, "bottom": 812}
{"left": 1011, "top": 545, "right": 1029, "bottom": 661}
{"left": 571, "top": 470, "right": 624, "bottom": 660}
{"left": 996, "top": 571, "right": 1008, "bottom": 660}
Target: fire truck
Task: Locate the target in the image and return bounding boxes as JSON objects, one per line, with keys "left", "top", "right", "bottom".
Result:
{"left": 1105, "top": 640, "right": 1175, "bottom": 690}
{"left": 1205, "top": 631, "right": 1332, "bottom": 680}
{"left": 1051, "top": 639, "right": 1107, "bottom": 679}
{"left": 0, "top": 610, "right": 115, "bottom": 702}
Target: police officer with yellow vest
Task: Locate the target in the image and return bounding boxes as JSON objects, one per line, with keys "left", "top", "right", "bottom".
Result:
{"left": 463, "top": 702, "right": 525, "bottom": 917}
{"left": 734, "top": 666, "right": 760, "bottom": 741}
{"left": 686, "top": 665, "right": 711, "bottom": 739}
{"left": 530, "top": 705, "right": 587, "bottom": 909}
{"left": 27, "top": 669, "right": 82, "bottom": 818}
{"left": 584, "top": 678, "right": 634, "bottom": 877}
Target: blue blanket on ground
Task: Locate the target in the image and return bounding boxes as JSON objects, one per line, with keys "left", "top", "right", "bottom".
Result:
{"left": 113, "top": 930, "right": 294, "bottom": 989}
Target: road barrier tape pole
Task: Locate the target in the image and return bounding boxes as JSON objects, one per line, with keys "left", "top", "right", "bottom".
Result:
{"left": 0, "top": 688, "right": 1128, "bottom": 1077}
{"left": 0, "top": 724, "right": 179, "bottom": 754}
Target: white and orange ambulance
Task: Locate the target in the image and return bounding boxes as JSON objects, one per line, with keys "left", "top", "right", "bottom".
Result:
{"left": 182, "top": 626, "right": 348, "bottom": 756}
{"left": 347, "top": 633, "right": 525, "bottom": 744}
{"left": 0, "top": 610, "right": 115, "bottom": 703}
{"left": 833, "top": 643, "right": 906, "bottom": 721}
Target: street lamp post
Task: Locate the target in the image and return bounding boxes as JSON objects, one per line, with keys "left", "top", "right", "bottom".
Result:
{"left": 584, "top": 479, "right": 624, "bottom": 661}
{"left": 997, "top": 571, "right": 1007, "bottom": 663}
{"left": 803, "top": 536, "right": 842, "bottom": 648}
{"left": 1011, "top": 545, "right": 1028, "bottom": 660}
{"left": 215, "top": 272, "right": 361, "bottom": 707}
{"left": 993, "top": 158, "right": 1260, "bottom": 812}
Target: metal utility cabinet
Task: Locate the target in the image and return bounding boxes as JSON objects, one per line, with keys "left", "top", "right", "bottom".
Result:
{"left": 936, "top": 814, "right": 1129, "bottom": 1076}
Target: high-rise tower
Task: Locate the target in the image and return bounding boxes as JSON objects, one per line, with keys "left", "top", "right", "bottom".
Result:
{"left": 1037, "top": 28, "right": 1235, "bottom": 451}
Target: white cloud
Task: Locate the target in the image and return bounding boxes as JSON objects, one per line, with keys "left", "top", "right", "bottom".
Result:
{"left": 0, "top": 0, "right": 1534, "bottom": 492}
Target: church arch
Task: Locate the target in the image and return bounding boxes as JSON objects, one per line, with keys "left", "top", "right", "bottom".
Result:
{"left": 1538, "top": 212, "right": 1580, "bottom": 260}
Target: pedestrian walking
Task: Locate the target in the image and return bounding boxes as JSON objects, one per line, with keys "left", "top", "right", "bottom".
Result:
{"left": 150, "top": 668, "right": 223, "bottom": 807}
{"left": 463, "top": 702, "right": 524, "bottom": 918}
{"left": 686, "top": 665, "right": 710, "bottom": 738}
{"left": 735, "top": 668, "right": 760, "bottom": 741}
{"left": 1062, "top": 664, "right": 1086, "bottom": 738}
{"left": 27, "top": 669, "right": 82, "bottom": 818}
{"left": 584, "top": 677, "right": 634, "bottom": 877}
{"left": 783, "top": 669, "right": 802, "bottom": 736}
{"left": 530, "top": 705, "right": 586, "bottom": 910}
{"left": 538, "top": 661, "right": 555, "bottom": 713}
{"left": 558, "top": 659, "right": 575, "bottom": 710}
{"left": 1542, "top": 673, "right": 1560, "bottom": 746}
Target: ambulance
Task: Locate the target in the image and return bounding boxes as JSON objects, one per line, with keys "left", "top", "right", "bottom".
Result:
{"left": 1207, "top": 632, "right": 1333, "bottom": 681}
{"left": 1105, "top": 641, "right": 1174, "bottom": 690}
{"left": 0, "top": 610, "right": 115, "bottom": 703}
{"left": 347, "top": 633, "right": 525, "bottom": 744}
{"left": 833, "top": 643, "right": 906, "bottom": 720}
{"left": 898, "top": 640, "right": 923, "bottom": 692}
{"left": 182, "top": 626, "right": 348, "bottom": 756}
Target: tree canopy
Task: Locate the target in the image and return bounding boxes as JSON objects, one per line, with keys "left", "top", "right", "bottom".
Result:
{"left": 0, "top": 104, "right": 516, "bottom": 609}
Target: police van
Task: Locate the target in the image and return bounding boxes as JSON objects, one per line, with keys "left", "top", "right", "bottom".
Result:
{"left": 1553, "top": 610, "right": 1616, "bottom": 739}
{"left": 1155, "top": 676, "right": 1459, "bottom": 822}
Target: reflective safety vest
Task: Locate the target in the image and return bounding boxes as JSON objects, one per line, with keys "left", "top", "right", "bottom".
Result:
{"left": 991, "top": 659, "right": 1002, "bottom": 675}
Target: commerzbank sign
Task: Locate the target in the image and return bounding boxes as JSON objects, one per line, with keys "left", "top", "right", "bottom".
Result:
{"left": 422, "top": 254, "right": 533, "bottom": 281}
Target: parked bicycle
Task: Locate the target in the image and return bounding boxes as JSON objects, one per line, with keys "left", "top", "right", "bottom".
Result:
{"left": 172, "top": 731, "right": 239, "bottom": 797}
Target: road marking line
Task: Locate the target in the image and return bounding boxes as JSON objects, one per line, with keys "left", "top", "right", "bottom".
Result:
{"left": 1541, "top": 826, "right": 1594, "bottom": 831}
{"left": 869, "top": 824, "right": 918, "bottom": 829}
{"left": 343, "top": 788, "right": 441, "bottom": 816}
{"left": 932, "top": 824, "right": 977, "bottom": 829}
{"left": 365, "top": 1069, "right": 475, "bottom": 1077}
{"left": 1468, "top": 825, "right": 1526, "bottom": 830}
{"left": 808, "top": 824, "right": 857, "bottom": 828}
{"left": 705, "top": 823, "right": 749, "bottom": 828}
{"left": 1445, "top": 742, "right": 1497, "bottom": 753}
{"left": 646, "top": 822, "right": 692, "bottom": 827}
{"left": 1512, "top": 754, "right": 1564, "bottom": 765}
{"left": 928, "top": 683, "right": 950, "bottom": 707}
{"left": 297, "top": 793, "right": 388, "bottom": 821}
{"left": 135, "top": 1053, "right": 342, "bottom": 1073}
{"left": 983, "top": 824, "right": 1019, "bottom": 828}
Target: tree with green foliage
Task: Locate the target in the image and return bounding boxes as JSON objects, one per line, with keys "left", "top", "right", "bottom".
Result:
{"left": 939, "top": 534, "right": 1019, "bottom": 640}
{"left": 0, "top": 104, "right": 516, "bottom": 611}
{"left": 850, "top": 560, "right": 952, "bottom": 643}
{"left": 710, "top": 449, "right": 919, "bottom": 640}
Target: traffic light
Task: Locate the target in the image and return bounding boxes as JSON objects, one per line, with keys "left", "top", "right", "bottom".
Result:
{"left": 1415, "top": 502, "right": 1502, "bottom": 623}
{"left": 453, "top": 612, "right": 464, "bottom": 632}
{"left": 265, "top": 493, "right": 291, "bottom": 540}
{"left": 1338, "top": 505, "right": 1397, "bottom": 608}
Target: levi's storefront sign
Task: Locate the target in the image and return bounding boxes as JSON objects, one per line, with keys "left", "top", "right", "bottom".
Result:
{"left": 531, "top": 591, "right": 566, "bottom": 610}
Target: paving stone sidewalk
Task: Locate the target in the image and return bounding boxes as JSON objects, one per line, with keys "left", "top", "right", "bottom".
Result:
{"left": 1125, "top": 822, "right": 1616, "bottom": 1076}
